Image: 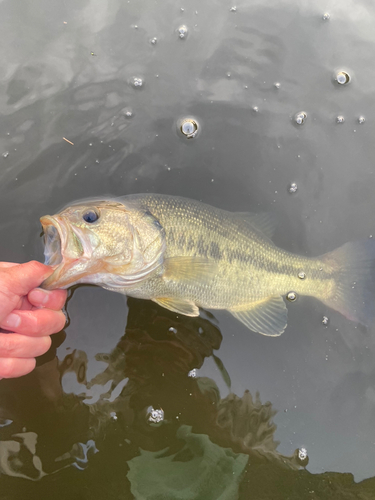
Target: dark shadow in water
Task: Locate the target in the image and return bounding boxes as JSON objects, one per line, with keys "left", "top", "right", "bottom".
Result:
{"left": 0, "top": 297, "right": 375, "bottom": 499}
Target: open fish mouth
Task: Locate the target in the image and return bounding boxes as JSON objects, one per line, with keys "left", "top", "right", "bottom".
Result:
{"left": 40, "top": 215, "right": 81, "bottom": 289}
{"left": 43, "top": 223, "right": 63, "bottom": 266}
{"left": 40, "top": 214, "right": 104, "bottom": 289}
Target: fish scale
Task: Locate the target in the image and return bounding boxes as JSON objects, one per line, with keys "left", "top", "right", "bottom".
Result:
{"left": 128, "top": 194, "right": 332, "bottom": 304}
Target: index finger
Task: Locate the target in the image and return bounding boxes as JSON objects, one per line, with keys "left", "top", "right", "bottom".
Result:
{"left": 28, "top": 288, "right": 67, "bottom": 310}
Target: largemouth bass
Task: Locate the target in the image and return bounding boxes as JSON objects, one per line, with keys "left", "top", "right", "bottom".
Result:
{"left": 40, "top": 194, "right": 375, "bottom": 336}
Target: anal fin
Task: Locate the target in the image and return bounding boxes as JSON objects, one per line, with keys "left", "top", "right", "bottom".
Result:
{"left": 153, "top": 297, "right": 199, "bottom": 317}
{"left": 229, "top": 296, "right": 287, "bottom": 336}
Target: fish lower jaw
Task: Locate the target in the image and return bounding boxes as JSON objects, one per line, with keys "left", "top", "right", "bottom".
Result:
{"left": 41, "top": 258, "right": 88, "bottom": 289}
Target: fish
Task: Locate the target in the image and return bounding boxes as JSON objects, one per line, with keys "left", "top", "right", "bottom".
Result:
{"left": 40, "top": 194, "right": 375, "bottom": 336}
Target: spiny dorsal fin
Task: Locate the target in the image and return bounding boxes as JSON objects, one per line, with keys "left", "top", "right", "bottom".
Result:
{"left": 153, "top": 297, "right": 199, "bottom": 317}
{"left": 234, "top": 212, "right": 277, "bottom": 240}
{"left": 230, "top": 296, "right": 287, "bottom": 336}
{"left": 163, "top": 256, "right": 217, "bottom": 285}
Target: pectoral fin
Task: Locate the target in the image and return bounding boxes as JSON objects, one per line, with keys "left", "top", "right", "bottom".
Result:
{"left": 229, "top": 296, "right": 287, "bottom": 336}
{"left": 153, "top": 297, "right": 199, "bottom": 317}
{"left": 163, "top": 256, "right": 217, "bottom": 285}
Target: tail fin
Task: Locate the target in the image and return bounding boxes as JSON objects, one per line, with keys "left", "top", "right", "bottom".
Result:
{"left": 322, "top": 240, "right": 375, "bottom": 327}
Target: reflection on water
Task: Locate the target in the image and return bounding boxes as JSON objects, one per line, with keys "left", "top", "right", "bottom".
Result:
{"left": 1, "top": 297, "right": 375, "bottom": 498}
{"left": 127, "top": 425, "right": 248, "bottom": 500}
{"left": 1, "top": 0, "right": 375, "bottom": 496}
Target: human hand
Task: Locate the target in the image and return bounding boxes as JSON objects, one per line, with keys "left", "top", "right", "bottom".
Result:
{"left": 0, "top": 261, "right": 67, "bottom": 379}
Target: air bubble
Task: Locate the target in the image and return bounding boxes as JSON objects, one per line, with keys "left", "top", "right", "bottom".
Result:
{"left": 132, "top": 77, "right": 143, "bottom": 88}
{"left": 2, "top": 152, "right": 9, "bottom": 158}
{"left": 178, "top": 25, "right": 188, "bottom": 39}
{"left": 335, "top": 71, "right": 351, "bottom": 85}
{"left": 294, "top": 111, "right": 307, "bottom": 125}
{"left": 336, "top": 115, "right": 345, "bottom": 124}
{"left": 148, "top": 407, "right": 164, "bottom": 423}
{"left": 286, "top": 291, "right": 297, "bottom": 302}
{"left": 179, "top": 117, "right": 199, "bottom": 138}
{"left": 297, "top": 447, "right": 309, "bottom": 466}
{"left": 226, "top": 72, "right": 231, "bottom": 78}
{"left": 358, "top": 116, "right": 365, "bottom": 124}
{"left": 322, "top": 13, "right": 330, "bottom": 20}
{"left": 288, "top": 182, "right": 298, "bottom": 194}
{"left": 322, "top": 316, "right": 329, "bottom": 326}
{"left": 298, "top": 271, "right": 306, "bottom": 280}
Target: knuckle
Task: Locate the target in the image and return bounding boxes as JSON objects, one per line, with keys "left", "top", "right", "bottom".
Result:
{"left": 0, "top": 286, "right": 16, "bottom": 309}
{"left": 0, "top": 334, "right": 15, "bottom": 355}
{"left": 0, "top": 358, "right": 18, "bottom": 378}
{"left": 0, "top": 333, "right": 23, "bottom": 358}
{"left": 27, "top": 260, "right": 48, "bottom": 274}
{"left": 27, "top": 313, "right": 40, "bottom": 334}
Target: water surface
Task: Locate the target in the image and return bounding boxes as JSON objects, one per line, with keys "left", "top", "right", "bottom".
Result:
{"left": 1, "top": 0, "right": 375, "bottom": 498}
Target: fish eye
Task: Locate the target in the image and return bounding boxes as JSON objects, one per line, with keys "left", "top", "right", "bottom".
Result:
{"left": 82, "top": 209, "right": 100, "bottom": 223}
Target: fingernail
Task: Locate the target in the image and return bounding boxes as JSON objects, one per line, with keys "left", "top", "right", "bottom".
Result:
{"left": 29, "top": 288, "right": 49, "bottom": 305}
{"left": 3, "top": 313, "right": 21, "bottom": 329}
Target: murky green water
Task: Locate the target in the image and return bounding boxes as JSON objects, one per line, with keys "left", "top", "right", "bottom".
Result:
{"left": 1, "top": 0, "right": 375, "bottom": 498}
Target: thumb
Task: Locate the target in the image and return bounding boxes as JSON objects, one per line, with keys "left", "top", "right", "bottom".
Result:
{"left": 0, "top": 261, "right": 53, "bottom": 321}
{"left": 3, "top": 261, "right": 53, "bottom": 296}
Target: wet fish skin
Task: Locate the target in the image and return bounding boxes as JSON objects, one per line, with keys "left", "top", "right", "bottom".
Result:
{"left": 40, "top": 194, "right": 375, "bottom": 336}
